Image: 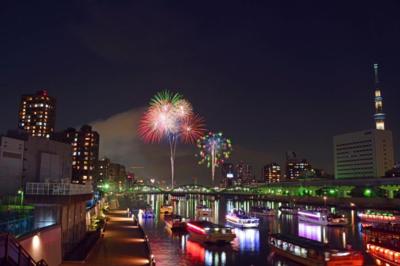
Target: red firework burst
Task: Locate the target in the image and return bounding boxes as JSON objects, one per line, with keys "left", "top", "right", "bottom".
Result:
{"left": 180, "top": 114, "right": 206, "bottom": 144}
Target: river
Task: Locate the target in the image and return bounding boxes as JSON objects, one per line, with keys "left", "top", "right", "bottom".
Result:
{"left": 119, "top": 194, "right": 374, "bottom": 266}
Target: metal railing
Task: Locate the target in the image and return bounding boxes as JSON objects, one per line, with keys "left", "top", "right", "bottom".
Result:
{"left": 0, "top": 233, "right": 48, "bottom": 266}
{"left": 25, "top": 182, "right": 93, "bottom": 196}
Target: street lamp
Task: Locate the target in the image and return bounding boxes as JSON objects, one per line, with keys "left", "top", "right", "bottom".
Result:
{"left": 17, "top": 189, "right": 24, "bottom": 206}
{"left": 323, "top": 196, "right": 327, "bottom": 207}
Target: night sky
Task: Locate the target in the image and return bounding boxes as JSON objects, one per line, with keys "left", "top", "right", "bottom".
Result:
{"left": 1, "top": 1, "right": 399, "bottom": 185}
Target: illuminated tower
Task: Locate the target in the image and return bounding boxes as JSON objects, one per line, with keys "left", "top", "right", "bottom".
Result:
{"left": 373, "top": 63, "right": 385, "bottom": 130}
{"left": 18, "top": 90, "right": 56, "bottom": 138}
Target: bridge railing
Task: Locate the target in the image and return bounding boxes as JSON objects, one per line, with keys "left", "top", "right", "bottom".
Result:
{"left": 25, "top": 182, "right": 93, "bottom": 196}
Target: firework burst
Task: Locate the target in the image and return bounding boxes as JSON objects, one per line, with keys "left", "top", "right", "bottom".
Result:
{"left": 197, "top": 132, "right": 233, "bottom": 184}
{"left": 138, "top": 90, "right": 206, "bottom": 188}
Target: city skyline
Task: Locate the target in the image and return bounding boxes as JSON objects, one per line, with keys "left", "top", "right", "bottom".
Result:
{"left": 1, "top": 1, "right": 399, "bottom": 185}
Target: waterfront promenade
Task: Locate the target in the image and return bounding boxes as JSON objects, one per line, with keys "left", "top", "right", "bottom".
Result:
{"left": 62, "top": 209, "right": 152, "bottom": 266}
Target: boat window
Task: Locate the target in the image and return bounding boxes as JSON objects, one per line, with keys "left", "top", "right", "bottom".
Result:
{"left": 300, "top": 248, "right": 307, "bottom": 258}
{"left": 294, "top": 246, "right": 301, "bottom": 256}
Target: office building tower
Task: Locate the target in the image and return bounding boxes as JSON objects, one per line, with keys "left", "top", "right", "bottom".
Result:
{"left": 334, "top": 129, "right": 394, "bottom": 178}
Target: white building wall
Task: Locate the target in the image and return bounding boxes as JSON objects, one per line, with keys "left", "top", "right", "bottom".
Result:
{"left": 334, "top": 129, "right": 394, "bottom": 179}
{"left": 0, "top": 136, "right": 24, "bottom": 195}
{"left": 23, "top": 137, "right": 72, "bottom": 183}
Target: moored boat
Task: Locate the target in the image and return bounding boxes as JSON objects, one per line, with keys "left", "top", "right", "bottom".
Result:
{"left": 196, "top": 204, "right": 212, "bottom": 217}
{"left": 160, "top": 204, "right": 173, "bottom": 214}
{"left": 279, "top": 206, "right": 299, "bottom": 215}
{"left": 187, "top": 221, "right": 236, "bottom": 244}
{"left": 250, "top": 206, "right": 275, "bottom": 216}
{"left": 363, "top": 223, "right": 400, "bottom": 265}
{"left": 268, "top": 233, "right": 364, "bottom": 266}
{"left": 165, "top": 214, "right": 187, "bottom": 230}
{"left": 226, "top": 208, "right": 259, "bottom": 228}
{"left": 366, "top": 243, "right": 400, "bottom": 266}
{"left": 358, "top": 210, "right": 400, "bottom": 223}
{"left": 298, "top": 209, "right": 348, "bottom": 226}
{"left": 138, "top": 206, "right": 155, "bottom": 218}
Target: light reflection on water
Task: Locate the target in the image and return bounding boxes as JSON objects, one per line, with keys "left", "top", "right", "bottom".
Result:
{"left": 121, "top": 194, "right": 372, "bottom": 266}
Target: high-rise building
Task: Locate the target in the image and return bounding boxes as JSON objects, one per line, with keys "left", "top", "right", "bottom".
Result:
{"left": 109, "top": 162, "right": 127, "bottom": 183}
{"left": 373, "top": 64, "right": 385, "bottom": 130}
{"left": 55, "top": 125, "right": 99, "bottom": 184}
{"left": 263, "top": 163, "right": 281, "bottom": 183}
{"left": 96, "top": 157, "right": 111, "bottom": 183}
{"left": 236, "top": 161, "right": 254, "bottom": 184}
{"left": 286, "top": 159, "right": 312, "bottom": 180}
{"left": 18, "top": 90, "right": 56, "bottom": 138}
{"left": 221, "top": 163, "right": 235, "bottom": 187}
{"left": 285, "top": 152, "right": 313, "bottom": 180}
{"left": 334, "top": 129, "right": 394, "bottom": 179}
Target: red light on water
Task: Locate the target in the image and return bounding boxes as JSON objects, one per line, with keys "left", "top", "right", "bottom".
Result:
{"left": 187, "top": 223, "right": 207, "bottom": 235}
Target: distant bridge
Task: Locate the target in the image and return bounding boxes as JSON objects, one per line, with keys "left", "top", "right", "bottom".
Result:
{"left": 120, "top": 177, "right": 400, "bottom": 199}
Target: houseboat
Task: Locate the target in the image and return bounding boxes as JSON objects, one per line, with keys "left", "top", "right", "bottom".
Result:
{"left": 160, "top": 204, "right": 173, "bottom": 214}
{"left": 358, "top": 210, "right": 400, "bottom": 223}
{"left": 362, "top": 222, "right": 400, "bottom": 265}
{"left": 187, "top": 221, "right": 236, "bottom": 244}
{"left": 279, "top": 206, "right": 299, "bottom": 215}
{"left": 250, "top": 206, "right": 275, "bottom": 216}
{"left": 298, "top": 209, "right": 348, "bottom": 226}
{"left": 138, "top": 206, "right": 155, "bottom": 219}
{"left": 196, "top": 204, "right": 212, "bottom": 217}
{"left": 366, "top": 243, "right": 400, "bottom": 266}
{"left": 226, "top": 209, "right": 259, "bottom": 228}
{"left": 165, "top": 214, "right": 187, "bottom": 230}
{"left": 268, "top": 233, "right": 364, "bottom": 266}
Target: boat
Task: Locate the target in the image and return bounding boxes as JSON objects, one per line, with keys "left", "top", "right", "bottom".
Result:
{"left": 138, "top": 206, "right": 155, "bottom": 218}
{"left": 160, "top": 204, "right": 173, "bottom": 214}
{"left": 186, "top": 221, "right": 236, "bottom": 243}
{"left": 362, "top": 222, "right": 400, "bottom": 233}
{"left": 165, "top": 214, "right": 187, "bottom": 230}
{"left": 363, "top": 224, "right": 400, "bottom": 266}
{"left": 279, "top": 206, "right": 299, "bottom": 215}
{"left": 358, "top": 210, "right": 400, "bottom": 223}
{"left": 268, "top": 233, "right": 364, "bottom": 266}
{"left": 196, "top": 204, "right": 212, "bottom": 217}
{"left": 250, "top": 206, "right": 275, "bottom": 216}
{"left": 298, "top": 209, "right": 348, "bottom": 226}
{"left": 366, "top": 243, "right": 400, "bottom": 266}
{"left": 225, "top": 209, "right": 259, "bottom": 228}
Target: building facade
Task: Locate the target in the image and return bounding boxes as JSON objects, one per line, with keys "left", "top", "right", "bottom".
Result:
{"left": 55, "top": 125, "right": 99, "bottom": 184}
{"left": 0, "top": 133, "right": 73, "bottom": 195}
{"left": 334, "top": 129, "right": 394, "bottom": 179}
{"left": 23, "top": 136, "right": 72, "bottom": 183}
{"left": 286, "top": 158, "right": 313, "bottom": 180}
{"left": 0, "top": 136, "right": 25, "bottom": 195}
{"left": 221, "top": 163, "right": 235, "bottom": 187}
{"left": 18, "top": 90, "right": 56, "bottom": 138}
{"left": 263, "top": 163, "right": 281, "bottom": 183}
{"left": 235, "top": 162, "right": 254, "bottom": 184}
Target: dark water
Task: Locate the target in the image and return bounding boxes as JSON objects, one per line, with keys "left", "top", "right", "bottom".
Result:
{"left": 120, "top": 194, "right": 374, "bottom": 266}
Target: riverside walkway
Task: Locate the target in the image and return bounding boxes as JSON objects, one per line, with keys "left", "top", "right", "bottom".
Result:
{"left": 63, "top": 209, "right": 153, "bottom": 266}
